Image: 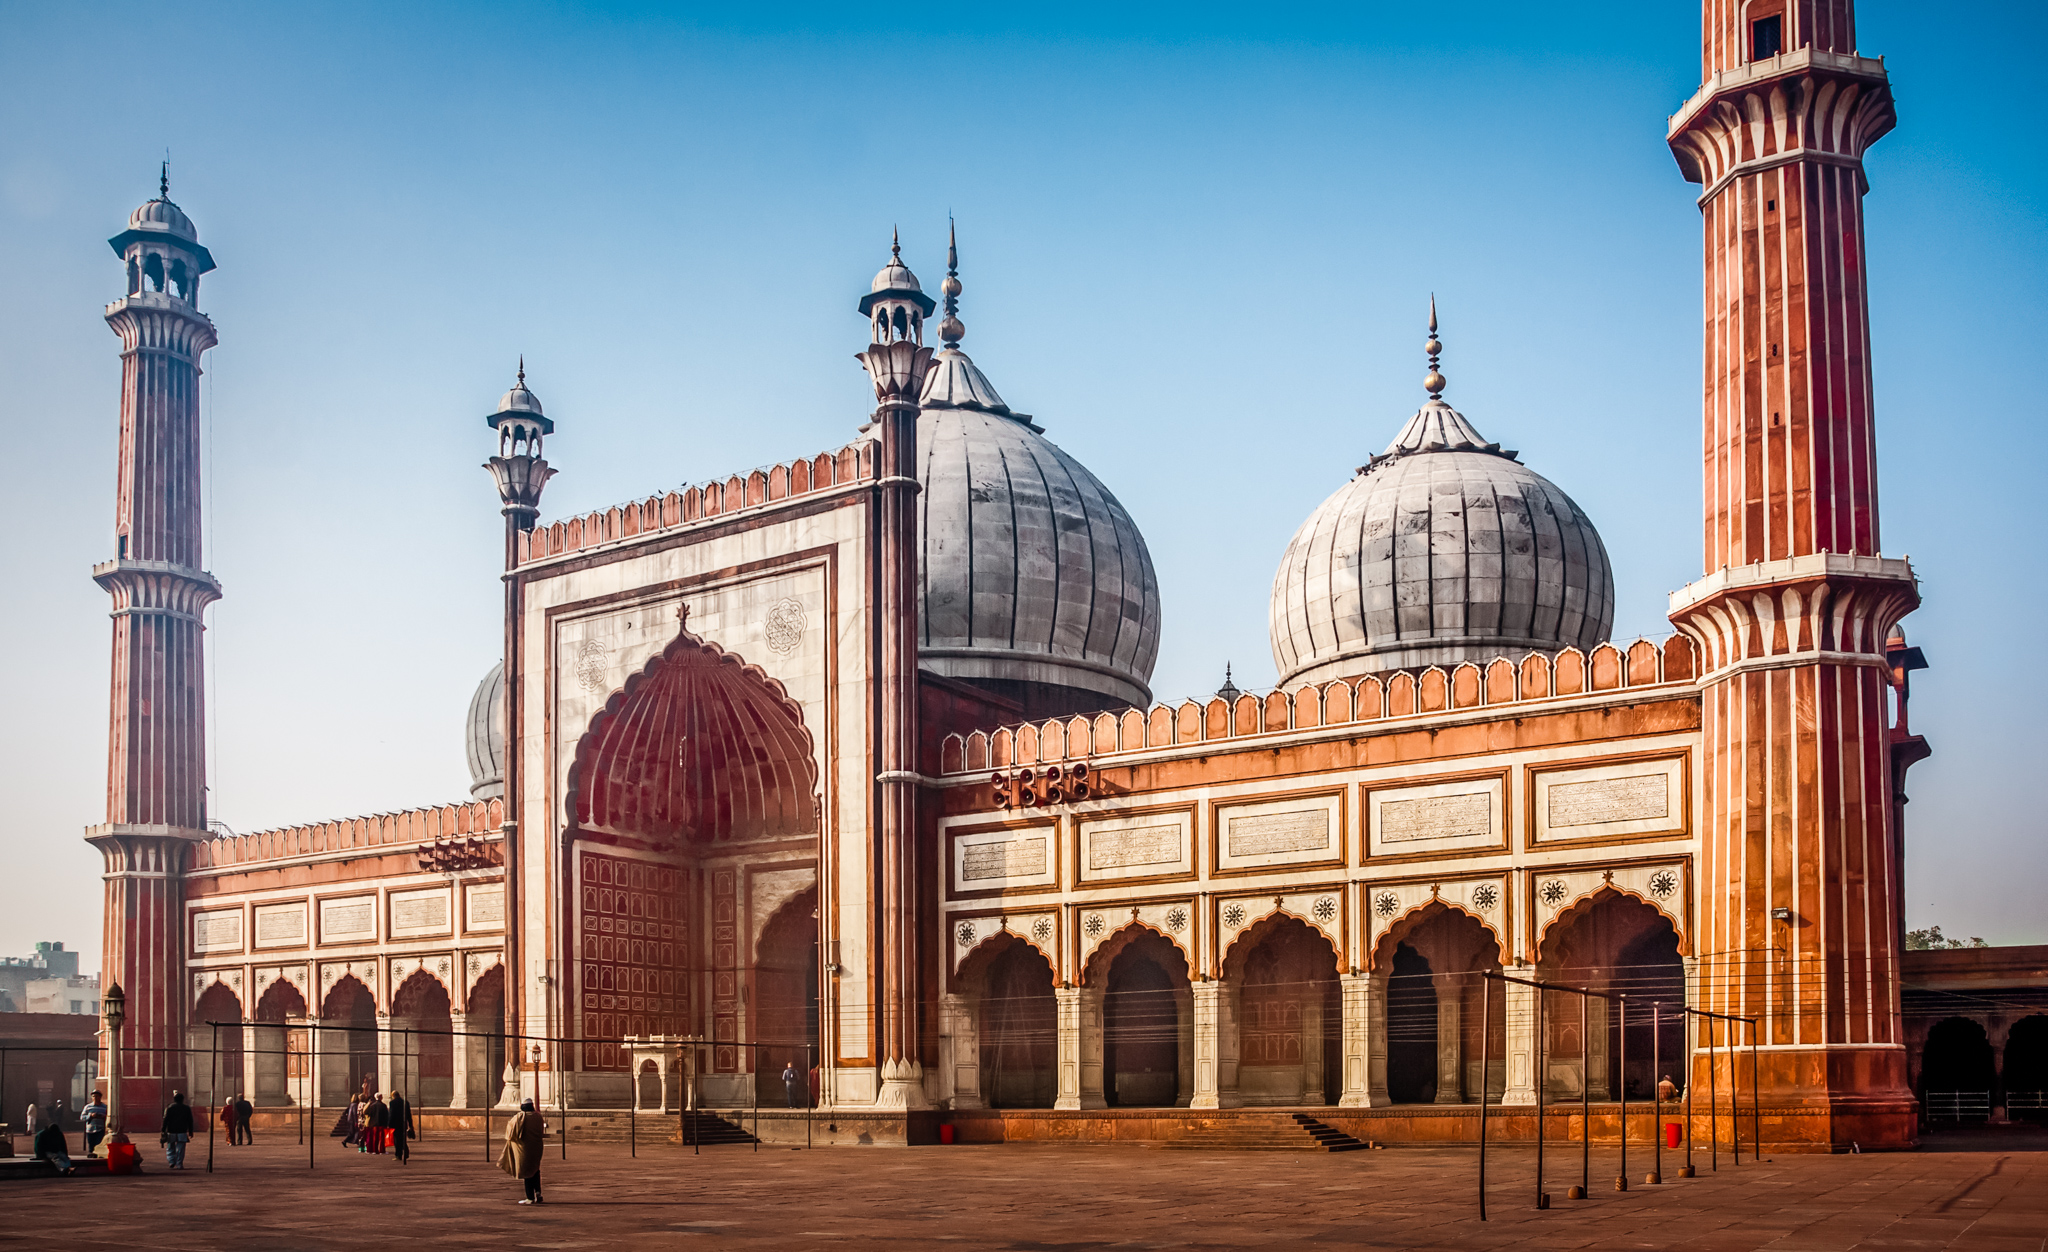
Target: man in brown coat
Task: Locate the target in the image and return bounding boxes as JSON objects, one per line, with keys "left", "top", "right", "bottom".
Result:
{"left": 498, "top": 1098, "right": 547, "bottom": 1204}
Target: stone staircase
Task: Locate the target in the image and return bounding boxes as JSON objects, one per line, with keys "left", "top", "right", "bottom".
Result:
{"left": 545, "top": 1109, "right": 761, "bottom": 1146}
{"left": 1159, "top": 1112, "right": 1369, "bottom": 1152}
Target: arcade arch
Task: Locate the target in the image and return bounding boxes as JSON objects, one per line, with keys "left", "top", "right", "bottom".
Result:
{"left": 956, "top": 933, "right": 1057, "bottom": 1108}
{"left": 753, "top": 888, "right": 819, "bottom": 1105}
{"left": 193, "top": 981, "right": 243, "bottom": 1108}
{"left": 1537, "top": 890, "right": 1686, "bottom": 1101}
{"left": 1371, "top": 902, "right": 1502, "bottom": 1106}
{"left": 319, "top": 975, "right": 378, "bottom": 1106}
{"left": 465, "top": 964, "right": 508, "bottom": 1109}
{"left": 391, "top": 969, "right": 455, "bottom": 1107}
{"left": 1100, "top": 930, "right": 1190, "bottom": 1108}
{"left": 253, "top": 979, "right": 308, "bottom": 1107}
{"left": 1223, "top": 916, "right": 1338, "bottom": 1106}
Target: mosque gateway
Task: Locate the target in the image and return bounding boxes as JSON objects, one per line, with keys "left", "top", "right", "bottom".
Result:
{"left": 92, "top": 0, "right": 1962, "bottom": 1151}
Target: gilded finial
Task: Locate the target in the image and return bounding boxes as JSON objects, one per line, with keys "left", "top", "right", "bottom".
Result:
{"left": 939, "top": 216, "right": 965, "bottom": 348}
{"left": 1423, "top": 295, "right": 1446, "bottom": 399}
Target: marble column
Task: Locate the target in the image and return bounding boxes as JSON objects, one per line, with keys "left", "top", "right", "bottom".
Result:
{"left": 1300, "top": 995, "right": 1326, "bottom": 1105}
{"left": 1336, "top": 973, "right": 1384, "bottom": 1107}
{"left": 941, "top": 992, "right": 985, "bottom": 1109}
{"left": 1054, "top": 986, "right": 1106, "bottom": 1110}
{"left": 447, "top": 1011, "right": 471, "bottom": 1109}
{"left": 1585, "top": 996, "right": 1611, "bottom": 1100}
{"left": 1499, "top": 979, "right": 1539, "bottom": 1106}
{"left": 375, "top": 1013, "right": 398, "bottom": 1100}
{"left": 1433, "top": 973, "right": 1463, "bottom": 1104}
{"left": 1175, "top": 985, "right": 1194, "bottom": 1107}
{"left": 1189, "top": 981, "right": 1242, "bottom": 1110}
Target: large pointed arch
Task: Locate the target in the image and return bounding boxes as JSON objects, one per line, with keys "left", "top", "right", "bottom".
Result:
{"left": 569, "top": 620, "right": 820, "bottom": 845}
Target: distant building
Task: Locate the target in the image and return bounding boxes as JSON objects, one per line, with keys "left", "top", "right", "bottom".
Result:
{"left": 0, "top": 942, "right": 93, "bottom": 1014}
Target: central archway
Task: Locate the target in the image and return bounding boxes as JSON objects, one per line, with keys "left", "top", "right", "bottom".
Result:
{"left": 392, "top": 970, "right": 454, "bottom": 1107}
{"left": 319, "top": 976, "right": 377, "bottom": 1106}
{"left": 1224, "top": 916, "right": 1339, "bottom": 1106}
{"left": 753, "top": 888, "right": 819, "bottom": 1105}
{"left": 1097, "top": 930, "right": 1190, "bottom": 1108}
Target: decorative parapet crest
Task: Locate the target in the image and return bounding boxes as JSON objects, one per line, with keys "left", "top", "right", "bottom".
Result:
{"left": 938, "top": 635, "right": 1696, "bottom": 777}
{"left": 189, "top": 798, "right": 502, "bottom": 871}
{"left": 518, "top": 440, "right": 879, "bottom": 566}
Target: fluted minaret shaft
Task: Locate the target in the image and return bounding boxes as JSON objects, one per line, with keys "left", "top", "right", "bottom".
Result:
{"left": 1667, "top": 0, "right": 1922, "bottom": 1149}
{"left": 89, "top": 185, "right": 222, "bottom": 1126}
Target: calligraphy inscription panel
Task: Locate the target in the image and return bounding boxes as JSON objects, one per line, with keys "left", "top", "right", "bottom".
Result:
{"left": 254, "top": 905, "right": 305, "bottom": 946}
{"left": 1548, "top": 774, "right": 1668, "bottom": 828}
{"left": 322, "top": 897, "right": 375, "bottom": 941}
{"left": 1089, "top": 825, "right": 1182, "bottom": 870}
{"left": 468, "top": 885, "right": 505, "bottom": 928}
{"left": 1228, "top": 809, "right": 1329, "bottom": 858}
{"left": 1380, "top": 792, "right": 1492, "bottom": 843}
{"left": 391, "top": 890, "right": 450, "bottom": 935}
{"left": 194, "top": 912, "right": 242, "bottom": 952}
{"left": 962, "top": 836, "right": 1048, "bottom": 882}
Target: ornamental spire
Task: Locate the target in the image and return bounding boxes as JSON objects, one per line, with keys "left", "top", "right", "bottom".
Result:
{"left": 939, "top": 217, "right": 965, "bottom": 348}
{"left": 1423, "top": 295, "right": 1446, "bottom": 399}
{"left": 159, "top": 159, "right": 169, "bottom": 201}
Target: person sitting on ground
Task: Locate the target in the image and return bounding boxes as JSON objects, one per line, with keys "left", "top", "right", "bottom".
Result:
{"left": 33, "top": 1120, "right": 77, "bottom": 1176}
{"left": 499, "top": 1098, "right": 547, "bottom": 1205}
{"left": 1657, "top": 1074, "right": 1679, "bottom": 1102}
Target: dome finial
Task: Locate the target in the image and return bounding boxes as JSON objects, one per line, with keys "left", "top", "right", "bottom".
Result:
{"left": 158, "top": 158, "right": 169, "bottom": 201}
{"left": 517, "top": 354, "right": 525, "bottom": 386}
{"left": 1423, "top": 295, "right": 1446, "bottom": 399}
{"left": 939, "top": 216, "right": 966, "bottom": 348}
{"left": 1216, "top": 662, "right": 1241, "bottom": 702}
{"left": 892, "top": 225, "right": 901, "bottom": 261}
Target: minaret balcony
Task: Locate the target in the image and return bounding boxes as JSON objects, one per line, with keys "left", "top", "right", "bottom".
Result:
{"left": 1667, "top": 46, "right": 1894, "bottom": 191}
{"left": 1667, "top": 552, "right": 1918, "bottom": 680}
{"left": 93, "top": 558, "right": 223, "bottom": 622}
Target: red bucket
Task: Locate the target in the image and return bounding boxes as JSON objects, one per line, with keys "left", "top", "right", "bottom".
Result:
{"left": 939, "top": 1124, "right": 956, "bottom": 1145}
{"left": 1665, "top": 1122, "right": 1683, "bottom": 1149}
{"left": 107, "top": 1139, "right": 143, "bottom": 1174}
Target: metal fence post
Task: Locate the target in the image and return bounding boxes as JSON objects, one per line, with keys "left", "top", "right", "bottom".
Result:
{"left": 1477, "top": 973, "right": 1490, "bottom": 1222}
{"left": 1709, "top": 1015, "right": 1719, "bottom": 1172}
{"left": 208, "top": 1022, "right": 218, "bottom": 1174}
{"left": 1615, "top": 995, "right": 1628, "bottom": 1191}
{"left": 1650, "top": 1002, "right": 1662, "bottom": 1185}
{"left": 1751, "top": 1021, "right": 1763, "bottom": 1163}
{"left": 1573, "top": 991, "right": 1589, "bottom": 1200}
{"left": 1535, "top": 985, "right": 1548, "bottom": 1210}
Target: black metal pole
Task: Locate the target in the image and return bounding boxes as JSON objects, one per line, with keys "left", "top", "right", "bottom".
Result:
{"left": 1651, "top": 1002, "right": 1662, "bottom": 1184}
{"left": 1708, "top": 1015, "right": 1719, "bottom": 1172}
{"left": 1478, "top": 973, "right": 1490, "bottom": 1222}
{"left": 1729, "top": 1014, "right": 1740, "bottom": 1166}
{"left": 208, "top": 1022, "right": 218, "bottom": 1174}
{"left": 1576, "top": 992, "right": 1589, "bottom": 1199}
{"left": 310, "top": 1024, "right": 317, "bottom": 1171}
{"left": 1683, "top": 1011, "right": 1694, "bottom": 1177}
{"left": 631, "top": 1063, "right": 637, "bottom": 1158}
{"left": 1751, "top": 1022, "right": 1763, "bottom": 1162}
{"left": 753, "top": 1047, "right": 759, "bottom": 1154}
{"left": 1535, "top": 985, "right": 1548, "bottom": 1210}
{"left": 1616, "top": 995, "right": 1628, "bottom": 1191}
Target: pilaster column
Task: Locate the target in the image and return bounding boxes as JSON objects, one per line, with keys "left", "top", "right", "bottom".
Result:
{"left": 1053, "top": 986, "right": 1106, "bottom": 1110}
{"left": 1300, "top": 994, "right": 1326, "bottom": 1105}
{"left": 1432, "top": 973, "right": 1463, "bottom": 1104}
{"left": 1585, "top": 996, "right": 1611, "bottom": 1100}
{"left": 1174, "top": 985, "right": 1194, "bottom": 1106}
{"left": 375, "top": 1013, "right": 397, "bottom": 1099}
{"left": 1189, "top": 981, "right": 1241, "bottom": 1110}
{"left": 941, "top": 992, "right": 984, "bottom": 1109}
{"left": 1499, "top": 979, "right": 1539, "bottom": 1106}
{"left": 241, "top": 1023, "right": 263, "bottom": 1108}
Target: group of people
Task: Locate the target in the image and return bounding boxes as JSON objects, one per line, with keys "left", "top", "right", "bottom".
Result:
{"left": 23, "top": 1094, "right": 106, "bottom": 1176}
{"left": 218, "top": 1093, "right": 255, "bottom": 1145}
{"left": 332, "top": 1087, "right": 416, "bottom": 1162}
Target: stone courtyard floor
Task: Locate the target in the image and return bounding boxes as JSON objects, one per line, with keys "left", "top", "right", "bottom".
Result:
{"left": 3, "top": 1133, "right": 2044, "bottom": 1250}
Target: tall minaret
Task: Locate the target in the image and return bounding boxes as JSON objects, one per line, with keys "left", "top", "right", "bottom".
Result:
{"left": 87, "top": 169, "right": 222, "bottom": 1128}
{"left": 1667, "top": 3, "right": 1922, "bottom": 1148}
{"left": 857, "top": 231, "right": 934, "bottom": 1109}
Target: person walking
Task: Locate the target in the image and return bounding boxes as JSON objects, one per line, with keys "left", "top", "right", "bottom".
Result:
{"left": 365, "top": 1092, "right": 390, "bottom": 1154}
{"left": 81, "top": 1091, "right": 107, "bottom": 1158}
{"left": 24, "top": 1101, "right": 40, "bottom": 1140}
{"left": 160, "top": 1091, "right": 195, "bottom": 1169}
{"left": 782, "top": 1060, "right": 804, "bottom": 1109}
{"left": 233, "top": 1094, "right": 254, "bottom": 1145}
{"left": 388, "top": 1090, "right": 412, "bottom": 1164}
{"left": 498, "top": 1098, "right": 547, "bottom": 1205}
{"left": 219, "top": 1095, "right": 239, "bottom": 1147}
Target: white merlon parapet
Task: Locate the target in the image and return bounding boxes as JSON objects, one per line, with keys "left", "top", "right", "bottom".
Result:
{"left": 1668, "top": 552, "right": 1915, "bottom": 618}
{"left": 1667, "top": 47, "right": 1889, "bottom": 138}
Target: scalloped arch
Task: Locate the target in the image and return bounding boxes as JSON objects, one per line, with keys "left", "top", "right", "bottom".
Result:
{"left": 1534, "top": 884, "right": 1687, "bottom": 965}
{"left": 1368, "top": 898, "right": 1504, "bottom": 973}
{"left": 1219, "top": 910, "right": 1338, "bottom": 980}
{"left": 954, "top": 926, "right": 1056, "bottom": 991}
{"left": 1081, "top": 920, "right": 1190, "bottom": 986}
{"left": 568, "top": 617, "right": 820, "bottom": 845}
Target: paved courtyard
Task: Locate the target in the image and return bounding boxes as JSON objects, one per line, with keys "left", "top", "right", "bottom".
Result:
{"left": 4, "top": 1133, "right": 2044, "bottom": 1250}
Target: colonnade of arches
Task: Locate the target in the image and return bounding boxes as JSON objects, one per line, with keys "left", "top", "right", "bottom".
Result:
{"left": 942, "top": 890, "right": 1686, "bottom": 1111}
{"left": 185, "top": 964, "right": 508, "bottom": 1110}
{"left": 1910, "top": 1012, "right": 2048, "bottom": 1121}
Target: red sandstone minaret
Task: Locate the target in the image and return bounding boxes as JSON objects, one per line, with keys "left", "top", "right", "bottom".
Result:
{"left": 88, "top": 168, "right": 222, "bottom": 1128}
{"left": 1667, "top": 2, "right": 1923, "bottom": 1148}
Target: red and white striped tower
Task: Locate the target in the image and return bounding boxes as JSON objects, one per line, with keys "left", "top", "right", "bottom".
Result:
{"left": 87, "top": 169, "right": 222, "bottom": 1130}
{"left": 1667, "top": 2, "right": 1922, "bottom": 1148}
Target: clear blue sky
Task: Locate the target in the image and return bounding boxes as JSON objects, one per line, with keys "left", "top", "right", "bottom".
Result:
{"left": 3, "top": 1, "right": 2043, "bottom": 970}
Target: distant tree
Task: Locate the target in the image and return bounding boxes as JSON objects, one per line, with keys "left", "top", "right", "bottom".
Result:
{"left": 1905, "top": 926, "right": 1990, "bottom": 950}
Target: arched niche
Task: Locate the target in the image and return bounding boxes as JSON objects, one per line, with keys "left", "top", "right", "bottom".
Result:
{"left": 568, "top": 624, "right": 820, "bottom": 847}
{"left": 1220, "top": 914, "right": 1340, "bottom": 1106}
{"left": 253, "top": 980, "right": 308, "bottom": 1109}
{"left": 1535, "top": 888, "right": 1685, "bottom": 1101}
{"left": 391, "top": 969, "right": 454, "bottom": 1107}
{"left": 320, "top": 974, "right": 379, "bottom": 1107}
{"left": 194, "top": 981, "right": 244, "bottom": 1109}
{"left": 1368, "top": 900, "right": 1503, "bottom": 1105}
{"left": 1087, "top": 924, "right": 1191, "bottom": 1108}
{"left": 957, "top": 931, "right": 1057, "bottom": 1109}
{"left": 752, "top": 888, "right": 819, "bottom": 1105}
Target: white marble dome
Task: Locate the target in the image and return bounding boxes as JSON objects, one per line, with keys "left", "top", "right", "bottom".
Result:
{"left": 1269, "top": 394, "right": 1613, "bottom": 686}
{"left": 129, "top": 196, "right": 198, "bottom": 243}
{"left": 465, "top": 661, "right": 504, "bottom": 799}
{"left": 916, "top": 348, "right": 1161, "bottom": 717}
